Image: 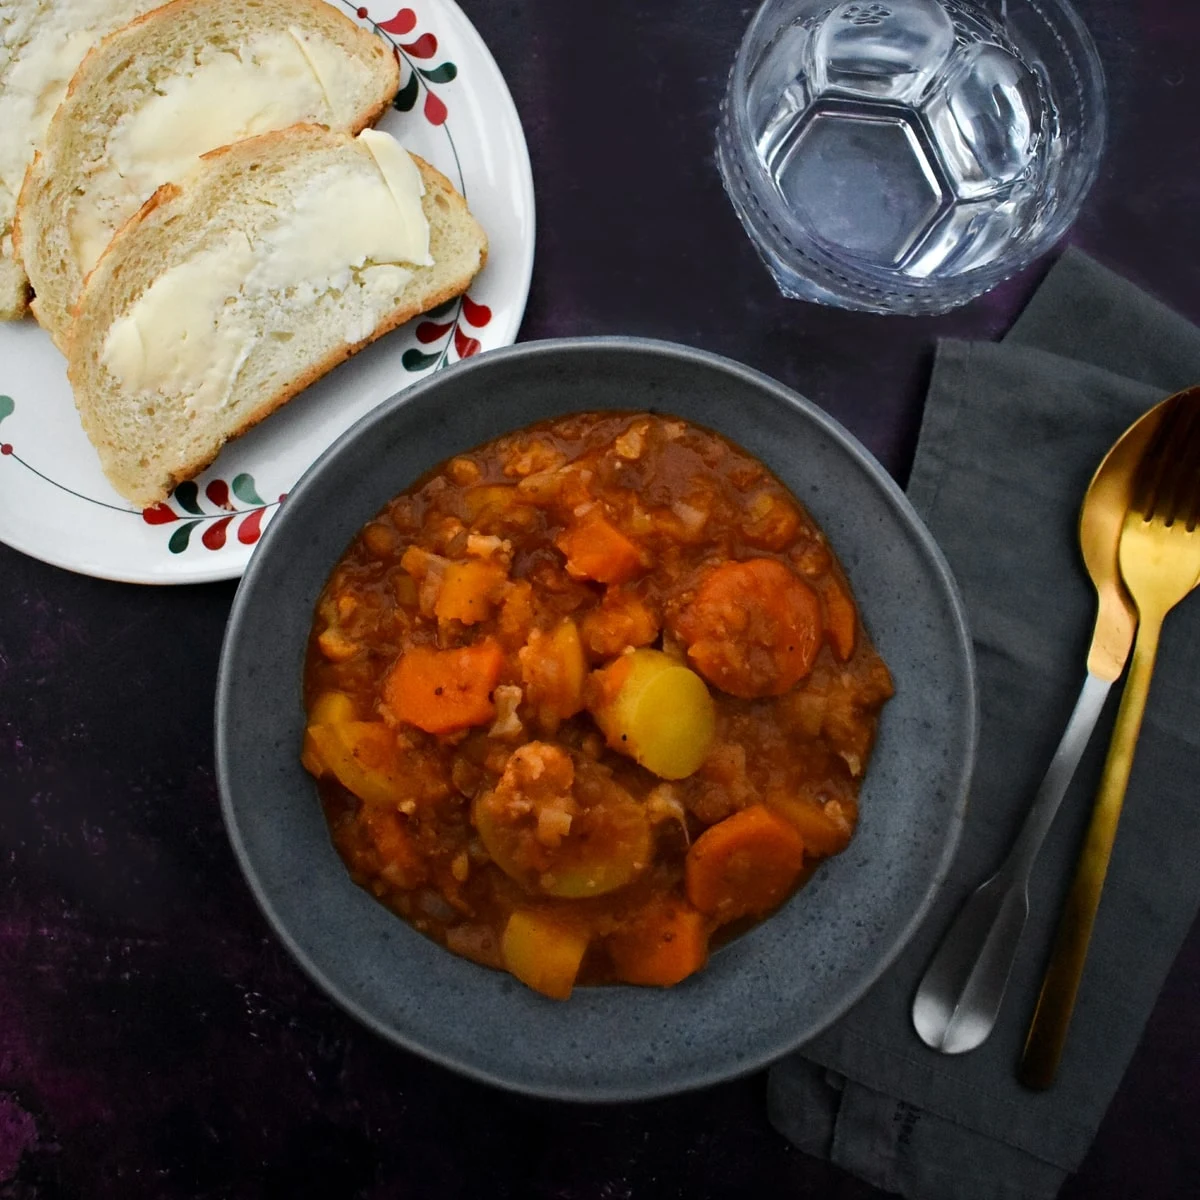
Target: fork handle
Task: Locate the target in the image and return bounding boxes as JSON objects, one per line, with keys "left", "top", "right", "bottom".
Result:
{"left": 1019, "top": 614, "right": 1162, "bottom": 1089}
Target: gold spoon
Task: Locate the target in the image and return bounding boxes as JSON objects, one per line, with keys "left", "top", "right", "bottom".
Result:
{"left": 1021, "top": 388, "right": 1200, "bottom": 1088}
{"left": 912, "top": 393, "right": 1169, "bottom": 1054}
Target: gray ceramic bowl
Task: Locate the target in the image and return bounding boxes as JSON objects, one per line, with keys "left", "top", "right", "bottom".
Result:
{"left": 215, "top": 337, "right": 976, "bottom": 1100}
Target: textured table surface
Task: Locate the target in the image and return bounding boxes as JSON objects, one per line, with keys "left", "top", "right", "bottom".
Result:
{"left": 2, "top": 1, "right": 1198, "bottom": 1197}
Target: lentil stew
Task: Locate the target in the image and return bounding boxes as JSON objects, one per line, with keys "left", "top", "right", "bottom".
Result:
{"left": 301, "top": 412, "right": 894, "bottom": 999}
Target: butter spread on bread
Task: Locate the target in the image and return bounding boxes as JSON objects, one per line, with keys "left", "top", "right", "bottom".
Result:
{"left": 68, "top": 125, "right": 488, "bottom": 508}
{"left": 17, "top": 0, "right": 399, "bottom": 348}
{"left": 0, "top": 0, "right": 170, "bottom": 319}
{"left": 99, "top": 129, "right": 432, "bottom": 414}
{"left": 68, "top": 28, "right": 387, "bottom": 275}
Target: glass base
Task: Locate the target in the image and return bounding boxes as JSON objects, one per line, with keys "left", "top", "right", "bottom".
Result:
{"left": 716, "top": 119, "right": 995, "bottom": 316}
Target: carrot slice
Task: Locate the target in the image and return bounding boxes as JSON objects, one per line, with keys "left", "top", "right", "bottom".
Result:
{"left": 766, "top": 794, "right": 854, "bottom": 858}
{"left": 822, "top": 574, "right": 858, "bottom": 661}
{"left": 608, "top": 900, "right": 710, "bottom": 987}
{"left": 685, "top": 805, "right": 806, "bottom": 922}
{"left": 383, "top": 639, "right": 505, "bottom": 734}
{"left": 555, "top": 509, "right": 644, "bottom": 584}
{"left": 675, "top": 559, "right": 822, "bottom": 698}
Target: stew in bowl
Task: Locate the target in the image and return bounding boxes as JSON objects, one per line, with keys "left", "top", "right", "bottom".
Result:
{"left": 301, "top": 412, "right": 893, "bottom": 998}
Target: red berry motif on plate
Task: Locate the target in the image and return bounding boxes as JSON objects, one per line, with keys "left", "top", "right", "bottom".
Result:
{"left": 378, "top": 7, "right": 416, "bottom": 34}
{"left": 423, "top": 90, "right": 448, "bottom": 125}
{"left": 403, "top": 293, "right": 493, "bottom": 372}
{"left": 141, "top": 473, "right": 281, "bottom": 554}
{"left": 0, "top": 394, "right": 13, "bottom": 456}
{"left": 416, "top": 319, "right": 453, "bottom": 344}
{"left": 453, "top": 324, "right": 480, "bottom": 360}
{"left": 461, "top": 296, "right": 492, "bottom": 326}
{"left": 403, "top": 32, "right": 438, "bottom": 58}
{"left": 142, "top": 503, "right": 177, "bottom": 525}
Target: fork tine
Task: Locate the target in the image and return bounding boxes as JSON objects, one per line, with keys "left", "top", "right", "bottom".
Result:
{"left": 1132, "top": 396, "right": 1200, "bottom": 525}
{"left": 1162, "top": 400, "right": 1200, "bottom": 530}
{"left": 1183, "top": 415, "right": 1200, "bottom": 533}
{"left": 1131, "top": 399, "right": 1180, "bottom": 518}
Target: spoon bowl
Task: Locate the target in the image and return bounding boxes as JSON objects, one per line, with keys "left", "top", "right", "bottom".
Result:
{"left": 1079, "top": 402, "right": 1168, "bottom": 680}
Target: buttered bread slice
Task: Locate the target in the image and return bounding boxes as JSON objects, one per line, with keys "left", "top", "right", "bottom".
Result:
{"left": 1, "top": 0, "right": 171, "bottom": 320}
{"left": 17, "top": 0, "right": 399, "bottom": 348}
{"left": 68, "top": 125, "right": 488, "bottom": 508}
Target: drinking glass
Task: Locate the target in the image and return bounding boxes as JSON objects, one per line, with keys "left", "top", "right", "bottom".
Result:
{"left": 716, "top": 0, "right": 1106, "bottom": 314}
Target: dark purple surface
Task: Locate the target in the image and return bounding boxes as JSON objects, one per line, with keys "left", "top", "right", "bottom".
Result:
{"left": 1, "top": 1, "right": 1197, "bottom": 1196}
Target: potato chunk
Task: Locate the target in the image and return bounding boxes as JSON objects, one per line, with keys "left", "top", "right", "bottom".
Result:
{"left": 303, "top": 693, "right": 405, "bottom": 807}
{"left": 433, "top": 560, "right": 508, "bottom": 625}
{"left": 519, "top": 618, "right": 587, "bottom": 731}
{"left": 588, "top": 649, "right": 715, "bottom": 780}
{"left": 501, "top": 910, "right": 589, "bottom": 1000}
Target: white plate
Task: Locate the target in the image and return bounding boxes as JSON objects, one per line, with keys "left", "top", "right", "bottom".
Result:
{"left": 0, "top": 0, "right": 534, "bottom": 584}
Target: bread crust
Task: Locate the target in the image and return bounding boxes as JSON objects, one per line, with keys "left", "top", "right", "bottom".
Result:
{"left": 0, "top": 258, "right": 31, "bottom": 320}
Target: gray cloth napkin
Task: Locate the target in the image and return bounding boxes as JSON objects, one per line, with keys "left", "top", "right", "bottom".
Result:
{"left": 767, "top": 248, "right": 1200, "bottom": 1200}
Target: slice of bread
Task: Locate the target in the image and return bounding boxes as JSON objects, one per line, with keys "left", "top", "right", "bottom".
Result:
{"left": 1, "top": 0, "right": 170, "bottom": 320}
{"left": 17, "top": 0, "right": 399, "bottom": 349}
{"left": 67, "top": 124, "right": 488, "bottom": 508}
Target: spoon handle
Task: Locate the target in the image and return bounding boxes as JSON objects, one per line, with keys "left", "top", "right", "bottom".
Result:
{"left": 1007, "top": 671, "right": 1113, "bottom": 879}
{"left": 1019, "top": 617, "right": 1161, "bottom": 1089}
{"left": 912, "top": 672, "right": 1111, "bottom": 1054}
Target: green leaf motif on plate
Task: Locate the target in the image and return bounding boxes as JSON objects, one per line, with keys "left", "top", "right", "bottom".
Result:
{"left": 173, "top": 481, "right": 203, "bottom": 514}
{"left": 393, "top": 71, "right": 419, "bottom": 112}
{"left": 403, "top": 347, "right": 441, "bottom": 371}
{"left": 419, "top": 62, "right": 458, "bottom": 84}
{"left": 168, "top": 521, "right": 200, "bottom": 554}
{"left": 231, "top": 473, "right": 265, "bottom": 506}
{"left": 0, "top": 395, "right": 13, "bottom": 425}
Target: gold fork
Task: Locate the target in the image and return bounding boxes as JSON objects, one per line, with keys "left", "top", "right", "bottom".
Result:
{"left": 1020, "top": 394, "right": 1200, "bottom": 1089}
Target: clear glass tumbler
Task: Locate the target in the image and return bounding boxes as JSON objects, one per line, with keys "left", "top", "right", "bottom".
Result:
{"left": 716, "top": 0, "right": 1106, "bottom": 314}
